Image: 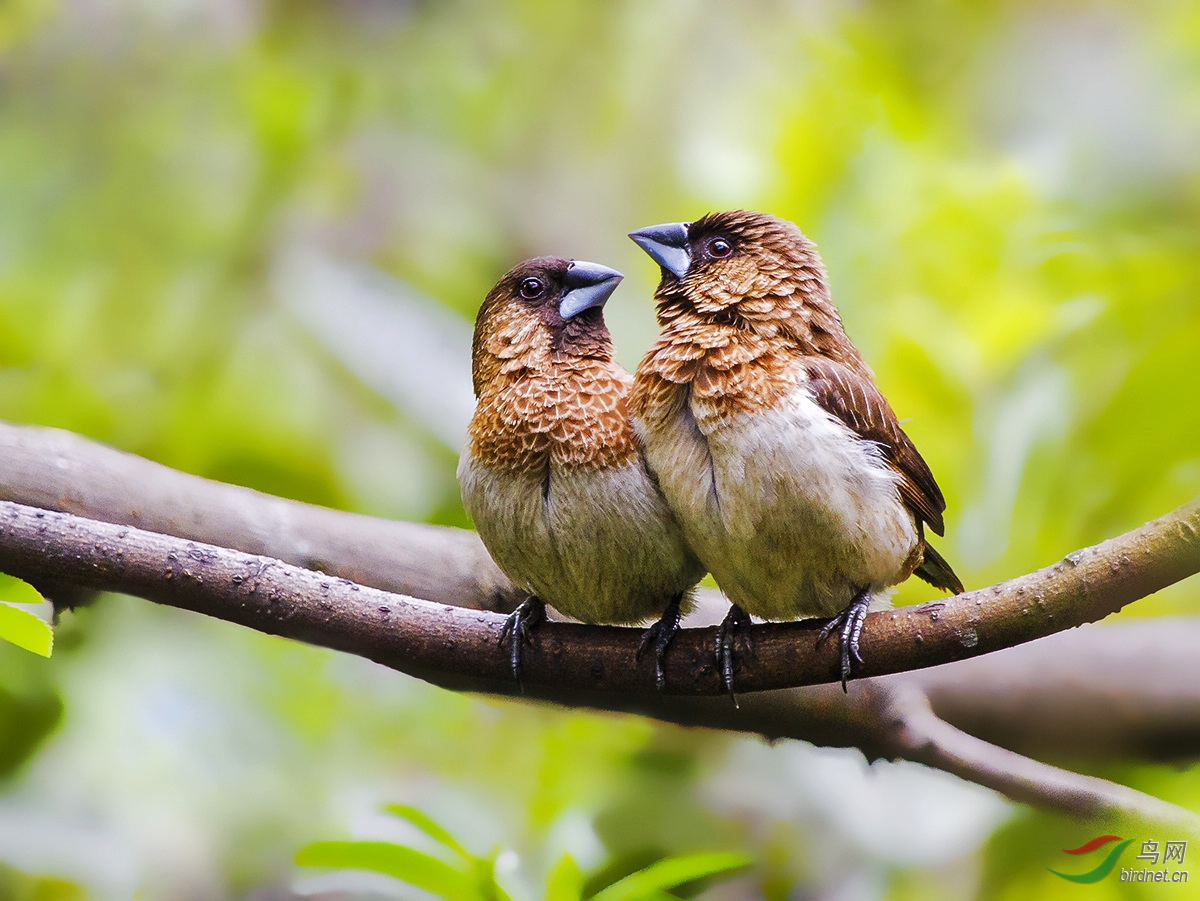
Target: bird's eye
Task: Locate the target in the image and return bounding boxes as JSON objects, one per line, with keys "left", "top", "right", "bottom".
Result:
{"left": 708, "top": 238, "right": 732, "bottom": 258}
{"left": 519, "top": 277, "right": 545, "bottom": 299}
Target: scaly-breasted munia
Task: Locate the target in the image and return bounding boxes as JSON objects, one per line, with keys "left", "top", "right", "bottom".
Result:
{"left": 627, "top": 211, "right": 963, "bottom": 692}
{"left": 459, "top": 257, "right": 706, "bottom": 685}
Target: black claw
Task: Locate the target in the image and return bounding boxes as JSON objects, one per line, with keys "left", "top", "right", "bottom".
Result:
{"left": 499, "top": 597, "right": 546, "bottom": 683}
{"left": 638, "top": 595, "right": 684, "bottom": 694}
{"left": 817, "top": 588, "right": 872, "bottom": 691}
{"left": 715, "top": 604, "right": 752, "bottom": 704}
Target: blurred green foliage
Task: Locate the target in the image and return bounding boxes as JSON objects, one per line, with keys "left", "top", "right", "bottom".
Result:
{"left": 0, "top": 658, "right": 60, "bottom": 779}
{"left": 1, "top": 0, "right": 1199, "bottom": 898}
{"left": 0, "top": 864, "right": 82, "bottom": 901}
{"left": 295, "top": 804, "right": 750, "bottom": 901}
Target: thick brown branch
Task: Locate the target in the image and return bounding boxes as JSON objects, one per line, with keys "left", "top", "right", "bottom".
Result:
{"left": 6, "top": 421, "right": 1197, "bottom": 682}
{"left": 0, "top": 422, "right": 522, "bottom": 611}
{"left": 2, "top": 499, "right": 1198, "bottom": 824}
{"left": 4, "top": 420, "right": 1200, "bottom": 824}
{"left": 1, "top": 497, "right": 1197, "bottom": 694}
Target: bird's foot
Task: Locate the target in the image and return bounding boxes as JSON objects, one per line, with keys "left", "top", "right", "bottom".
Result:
{"left": 715, "top": 604, "right": 752, "bottom": 704}
{"left": 637, "top": 595, "right": 683, "bottom": 694}
{"left": 499, "top": 596, "right": 546, "bottom": 683}
{"left": 817, "top": 588, "right": 871, "bottom": 692}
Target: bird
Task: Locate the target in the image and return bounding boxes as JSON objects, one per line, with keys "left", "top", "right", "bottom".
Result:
{"left": 627, "top": 210, "right": 963, "bottom": 694}
{"left": 459, "top": 256, "right": 706, "bottom": 688}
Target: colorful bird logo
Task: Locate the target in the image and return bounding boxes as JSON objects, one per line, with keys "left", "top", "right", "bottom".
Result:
{"left": 1049, "top": 835, "right": 1133, "bottom": 883}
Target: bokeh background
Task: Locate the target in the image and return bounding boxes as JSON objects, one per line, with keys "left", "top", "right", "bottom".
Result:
{"left": 2, "top": 0, "right": 1200, "bottom": 897}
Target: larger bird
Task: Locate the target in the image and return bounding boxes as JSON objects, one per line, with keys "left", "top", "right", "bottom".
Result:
{"left": 459, "top": 257, "right": 706, "bottom": 685}
{"left": 627, "top": 211, "right": 963, "bottom": 692}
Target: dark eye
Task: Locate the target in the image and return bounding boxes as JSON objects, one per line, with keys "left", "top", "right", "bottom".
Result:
{"left": 708, "top": 238, "right": 732, "bottom": 258}
{"left": 519, "top": 277, "right": 545, "bottom": 299}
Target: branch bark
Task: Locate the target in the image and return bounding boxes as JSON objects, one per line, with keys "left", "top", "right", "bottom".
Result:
{"left": 3, "top": 497, "right": 1198, "bottom": 695}
{"left": 3, "top": 420, "right": 1200, "bottom": 826}
{"left": 905, "top": 617, "right": 1200, "bottom": 762}
{"left": 0, "top": 422, "right": 522, "bottom": 611}
{"left": 3, "top": 500, "right": 1200, "bottom": 828}
{"left": 876, "top": 686, "right": 1199, "bottom": 830}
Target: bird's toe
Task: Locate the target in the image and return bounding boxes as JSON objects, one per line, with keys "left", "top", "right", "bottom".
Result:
{"left": 818, "top": 589, "right": 872, "bottom": 691}
{"left": 500, "top": 596, "right": 546, "bottom": 682}
{"left": 638, "top": 595, "right": 684, "bottom": 694}
{"left": 714, "top": 604, "right": 752, "bottom": 704}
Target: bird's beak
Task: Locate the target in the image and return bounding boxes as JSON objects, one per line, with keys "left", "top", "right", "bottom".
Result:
{"left": 559, "top": 260, "right": 624, "bottom": 320}
{"left": 628, "top": 222, "right": 692, "bottom": 280}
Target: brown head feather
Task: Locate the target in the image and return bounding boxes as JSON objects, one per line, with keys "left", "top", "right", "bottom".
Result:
{"left": 632, "top": 211, "right": 865, "bottom": 430}
{"left": 469, "top": 257, "right": 638, "bottom": 473}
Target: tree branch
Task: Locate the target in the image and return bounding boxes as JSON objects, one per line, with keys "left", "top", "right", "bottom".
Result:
{"left": 5, "top": 421, "right": 1197, "bottom": 681}
{"left": 876, "top": 686, "right": 1199, "bottom": 830}
{"left": 0, "top": 422, "right": 522, "bottom": 611}
{"left": 2, "top": 500, "right": 1196, "bottom": 827}
{"left": 905, "top": 617, "right": 1200, "bottom": 762}
{"left": 3, "top": 419, "right": 1200, "bottom": 825}
{"left": 3, "top": 497, "right": 1197, "bottom": 695}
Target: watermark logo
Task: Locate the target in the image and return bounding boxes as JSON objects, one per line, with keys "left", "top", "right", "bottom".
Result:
{"left": 1049, "top": 835, "right": 1189, "bottom": 885}
{"left": 1049, "top": 835, "right": 1132, "bottom": 883}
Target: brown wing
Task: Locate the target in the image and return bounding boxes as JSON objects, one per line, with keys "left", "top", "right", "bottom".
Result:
{"left": 801, "top": 357, "right": 946, "bottom": 536}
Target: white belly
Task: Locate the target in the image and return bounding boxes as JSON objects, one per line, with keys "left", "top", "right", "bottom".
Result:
{"left": 638, "top": 382, "right": 918, "bottom": 619}
{"left": 458, "top": 456, "right": 704, "bottom": 624}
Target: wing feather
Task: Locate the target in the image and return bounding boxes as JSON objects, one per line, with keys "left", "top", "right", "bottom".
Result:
{"left": 801, "top": 357, "right": 947, "bottom": 536}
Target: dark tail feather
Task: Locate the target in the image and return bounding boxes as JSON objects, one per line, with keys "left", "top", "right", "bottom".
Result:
{"left": 916, "top": 542, "right": 964, "bottom": 594}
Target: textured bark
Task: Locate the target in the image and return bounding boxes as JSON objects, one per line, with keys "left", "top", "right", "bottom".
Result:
{"left": 1, "top": 495, "right": 1198, "bottom": 700}
{"left": 4, "top": 420, "right": 1200, "bottom": 826}
{"left": 0, "top": 422, "right": 522, "bottom": 611}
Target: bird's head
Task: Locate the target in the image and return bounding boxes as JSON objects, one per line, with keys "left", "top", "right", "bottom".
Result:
{"left": 629, "top": 210, "right": 832, "bottom": 330}
{"left": 470, "top": 257, "right": 624, "bottom": 397}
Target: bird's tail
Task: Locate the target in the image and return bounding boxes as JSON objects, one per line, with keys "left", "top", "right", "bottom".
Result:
{"left": 916, "top": 543, "right": 964, "bottom": 595}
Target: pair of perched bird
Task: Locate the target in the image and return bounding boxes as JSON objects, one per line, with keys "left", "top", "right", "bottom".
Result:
{"left": 459, "top": 210, "right": 963, "bottom": 694}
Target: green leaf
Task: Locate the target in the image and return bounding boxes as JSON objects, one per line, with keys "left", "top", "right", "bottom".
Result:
{"left": 544, "top": 853, "right": 584, "bottom": 901}
{"left": 0, "top": 604, "right": 54, "bottom": 657}
{"left": 0, "top": 573, "right": 45, "bottom": 607}
{"left": 383, "top": 803, "right": 471, "bottom": 858}
{"left": 469, "top": 853, "right": 514, "bottom": 901}
{"left": 295, "top": 840, "right": 482, "bottom": 901}
{"left": 0, "top": 577, "right": 53, "bottom": 657}
{"left": 589, "top": 852, "right": 752, "bottom": 901}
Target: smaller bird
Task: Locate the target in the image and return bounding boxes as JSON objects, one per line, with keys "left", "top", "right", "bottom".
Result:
{"left": 628, "top": 211, "right": 963, "bottom": 693}
{"left": 459, "top": 257, "right": 706, "bottom": 686}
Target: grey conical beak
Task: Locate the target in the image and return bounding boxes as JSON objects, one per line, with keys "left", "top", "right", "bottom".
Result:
{"left": 628, "top": 221, "right": 692, "bottom": 280}
{"left": 558, "top": 260, "right": 624, "bottom": 320}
